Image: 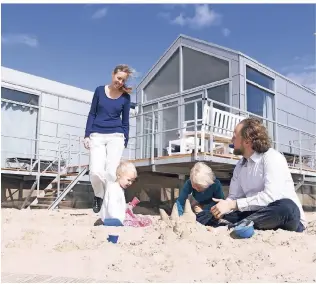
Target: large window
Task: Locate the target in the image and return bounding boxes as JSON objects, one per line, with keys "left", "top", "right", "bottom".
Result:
{"left": 246, "top": 66, "right": 274, "bottom": 91}
{"left": 183, "top": 47, "right": 229, "bottom": 91}
{"left": 246, "top": 84, "right": 274, "bottom": 118}
{"left": 1, "top": 87, "right": 39, "bottom": 106}
{"left": 1, "top": 87, "right": 39, "bottom": 166}
{"left": 143, "top": 49, "right": 180, "bottom": 102}
{"left": 207, "top": 84, "right": 230, "bottom": 111}
{"left": 246, "top": 66, "right": 275, "bottom": 139}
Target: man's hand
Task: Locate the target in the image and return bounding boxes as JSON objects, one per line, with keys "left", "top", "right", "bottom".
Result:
{"left": 211, "top": 198, "right": 237, "bottom": 219}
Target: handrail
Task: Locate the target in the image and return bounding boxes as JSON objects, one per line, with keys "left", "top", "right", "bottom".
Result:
{"left": 1, "top": 131, "right": 90, "bottom": 199}
{"left": 126, "top": 93, "right": 316, "bottom": 174}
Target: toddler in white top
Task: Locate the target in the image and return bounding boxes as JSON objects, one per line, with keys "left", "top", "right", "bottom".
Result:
{"left": 99, "top": 160, "right": 137, "bottom": 225}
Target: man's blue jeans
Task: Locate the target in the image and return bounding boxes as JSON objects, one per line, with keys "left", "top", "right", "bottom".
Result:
{"left": 196, "top": 198, "right": 304, "bottom": 232}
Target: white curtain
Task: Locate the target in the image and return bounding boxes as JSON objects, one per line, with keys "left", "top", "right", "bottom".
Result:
{"left": 1, "top": 101, "right": 38, "bottom": 167}
{"left": 263, "top": 93, "right": 274, "bottom": 143}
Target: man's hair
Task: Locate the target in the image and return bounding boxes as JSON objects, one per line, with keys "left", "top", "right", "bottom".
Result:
{"left": 190, "top": 162, "right": 215, "bottom": 189}
{"left": 116, "top": 160, "right": 137, "bottom": 178}
{"left": 240, "top": 118, "right": 271, "bottom": 153}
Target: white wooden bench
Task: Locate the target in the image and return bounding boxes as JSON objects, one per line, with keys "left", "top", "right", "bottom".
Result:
{"left": 168, "top": 102, "right": 246, "bottom": 155}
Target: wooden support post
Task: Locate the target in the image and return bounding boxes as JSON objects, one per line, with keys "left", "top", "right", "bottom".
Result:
{"left": 2, "top": 186, "right": 7, "bottom": 202}
{"left": 8, "top": 188, "right": 14, "bottom": 202}
{"left": 178, "top": 174, "right": 186, "bottom": 195}
{"left": 19, "top": 181, "right": 23, "bottom": 200}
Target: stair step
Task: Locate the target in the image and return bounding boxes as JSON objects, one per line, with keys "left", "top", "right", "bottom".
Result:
{"left": 37, "top": 197, "right": 71, "bottom": 205}
{"left": 44, "top": 189, "right": 67, "bottom": 195}
{"left": 63, "top": 173, "right": 83, "bottom": 177}
{"left": 38, "top": 197, "right": 56, "bottom": 202}
{"left": 30, "top": 200, "right": 75, "bottom": 209}
{"left": 51, "top": 180, "right": 72, "bottom": 184}
{"left": 30, "top": 204, "right": 49, "bottom": 209}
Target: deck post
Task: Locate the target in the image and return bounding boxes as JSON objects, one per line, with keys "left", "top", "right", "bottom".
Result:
{"left": 68, "top": 133, "right": 71, "bottom": 166}
{"left": 150, "top": 110, "right": 155, "bottom": 164}
{"left": 299, "top": 130, "right": 302, "bottom": 174}
{"left": 178, "top": 174, "right": 186, "bottom": 201}
{"left": 194, "top": 101, "right": 198, "bottom": 161}
{"left": 78, "top": 136, "right": 82, "bottom": 173}
{"left": 209, "top": 100, "right": 214, "bottom": 156}
{"left": 36, "top": 151, "right": 40, "bottom": 197}
{"left": 57, "top": 142, "right": 61, "bottom": 197}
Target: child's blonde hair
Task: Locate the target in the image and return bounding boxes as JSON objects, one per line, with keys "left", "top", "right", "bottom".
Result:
{"left": 190, "top": 162, "right": 215, "bottom": 189}
{"left": 116, "top": 160, "right": 137, "bottom": 179}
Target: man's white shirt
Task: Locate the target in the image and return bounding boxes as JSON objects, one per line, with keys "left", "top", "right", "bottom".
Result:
{"left": 228, "top": 148, "right": 306, "bottom": 227}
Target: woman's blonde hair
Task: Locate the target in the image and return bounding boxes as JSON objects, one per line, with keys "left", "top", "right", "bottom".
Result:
{"left": 116, "top": 160, "right": 137, "bottom": 179}
{"left": 113, "top": 64, "right": 134, "bottom": 94}
{"left": 190, "top": 162, "right": 215, "bottom": 189}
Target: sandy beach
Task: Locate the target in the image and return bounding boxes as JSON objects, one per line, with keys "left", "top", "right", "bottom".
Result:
{"left": 2, "top": 208, "right": 316, "bottom": 283}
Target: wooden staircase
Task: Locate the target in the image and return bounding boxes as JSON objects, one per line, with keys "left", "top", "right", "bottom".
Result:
{"left": 29, "top": 165, "right": 89, "bottom": 210}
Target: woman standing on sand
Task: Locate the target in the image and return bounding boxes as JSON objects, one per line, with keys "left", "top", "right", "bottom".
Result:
{"left": 83, "top": 64, "right": 132, "bottom": 213}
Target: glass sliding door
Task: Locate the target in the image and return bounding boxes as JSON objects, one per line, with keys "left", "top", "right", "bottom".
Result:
{"left": 159, "top": 99, "right": 180, "bottom": 156}
{"left": 142, "top": 104, "right": 158, "bottom": 159}
{"left": 182, "top": 91, "right": 204, "bottom": 133}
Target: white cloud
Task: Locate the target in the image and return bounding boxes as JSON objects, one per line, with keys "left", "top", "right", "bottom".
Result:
{"left": 171, "top": 4, "right": 222, "bottom": 29}
{"left": 131, "top": 69, "right": 142, "bottom": 79}
{"left": 1, "top": 33, "right": 38, "bottom": 47}
{"left": 304, "top": 65, "right": 316, "bottom": 71}
{"left": 286, "top": 71, "right": 316, "bottom": 91}
{"left": 92, "top": 7, "right": 107, "bottom": 19}
{"left": 222, "top": 27, "right": 231, "bottom": 37}
{"left": 172, "top": 13, "right": 186, "bottom": 26}
{"left": 282, "top": 54, "right": 316, "bottom": 91}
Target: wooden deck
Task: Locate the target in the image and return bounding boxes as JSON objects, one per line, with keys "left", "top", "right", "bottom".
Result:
{"left": 1, "top": 168, "right": 59, "bottom": 177}
{"left": 128, "top": 152, "right": 316, "bottom": 177}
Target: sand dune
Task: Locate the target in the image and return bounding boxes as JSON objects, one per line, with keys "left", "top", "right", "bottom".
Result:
{"left": 2, "top": 208, "right": 316, "bottom": 283}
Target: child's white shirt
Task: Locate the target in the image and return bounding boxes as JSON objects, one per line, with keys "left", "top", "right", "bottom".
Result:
{"left": 100, "top": 181, "right": 126, "bottom": 223}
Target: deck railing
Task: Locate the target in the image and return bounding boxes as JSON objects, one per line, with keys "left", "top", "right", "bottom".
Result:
{"left": 126, "top": 95, "right": 316, "bottom": 174}
{"left": 1, "top": 133, "right": 89, "bottom": 197}
{"left": 1, "top": 95, "right": 315, "bottom": 185}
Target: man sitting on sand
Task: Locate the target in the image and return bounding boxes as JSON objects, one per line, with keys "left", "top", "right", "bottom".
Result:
{"left": 175, "top": 162, "right": 225, "bottom": 226}
{"left": 210, "top": 118, "right": 306, "bottom": 232}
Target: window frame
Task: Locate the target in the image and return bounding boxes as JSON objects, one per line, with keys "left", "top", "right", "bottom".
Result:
{"left": 181, "top": 44, "right": 232, "bottom": 92}
{"left": 246, "top": 65, "right": 275, "bottom": 92}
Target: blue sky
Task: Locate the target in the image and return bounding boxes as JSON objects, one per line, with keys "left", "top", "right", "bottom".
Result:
{"left": 2, "top": 3, "right": 315, "bottom": 96}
